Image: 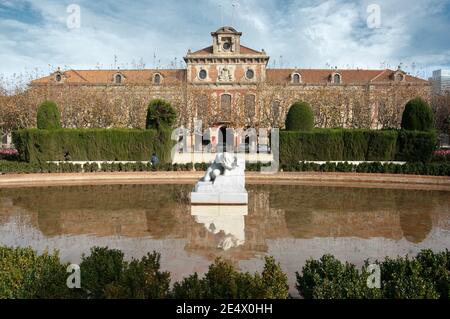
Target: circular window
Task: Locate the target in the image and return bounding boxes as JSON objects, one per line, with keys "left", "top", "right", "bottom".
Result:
{"left": 246, "top": 69, "right": 255, "bottom": 80}
{"left": 199, "top": 69, "right": 207, "bottom": 80}
{"left": 55, "top": 74, "right": 62, "bottom": 82}
{"left": 223, "top": 42, "right": 231, "bottom": 50}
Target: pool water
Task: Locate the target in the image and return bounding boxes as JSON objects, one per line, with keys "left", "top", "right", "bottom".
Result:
{"left": 0, "top": 184, "right": 449, "bottom": 295}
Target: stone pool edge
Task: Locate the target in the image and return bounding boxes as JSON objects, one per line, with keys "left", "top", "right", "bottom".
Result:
{"left": 0, "top": 172, "right": 449, "bottom": 191}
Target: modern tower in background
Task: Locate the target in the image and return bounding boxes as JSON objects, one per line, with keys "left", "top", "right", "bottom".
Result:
{"left": 432, "top": 69, "right": 450, "bottom": 95}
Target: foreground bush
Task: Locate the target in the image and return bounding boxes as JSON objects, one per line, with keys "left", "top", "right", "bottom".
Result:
{"left": 79, "top": 248, "right": 171, "bottom": 299}
{"left": 1, "top": 246, "right": 449, "bottom": 299}
{"left": 172, "top": 257, "right": 289, "bottom": 299}
{"left": 13, "top": 128, "right": 173, "bottom": 163}
{"left": 36, "top": 100, "right": 61, "bottom": 130}
{"left": 0, "top": 246, "right": 76, "bottom": 299}
{"left": 296, "top": 250, "right": 450, "bottom": 299}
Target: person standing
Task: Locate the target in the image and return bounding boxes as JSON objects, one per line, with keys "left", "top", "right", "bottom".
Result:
{"left": 151, "top": 153, "right": 160, "bottom": 166}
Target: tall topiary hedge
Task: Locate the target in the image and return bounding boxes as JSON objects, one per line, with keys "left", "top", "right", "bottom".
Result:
{"left": 280, "top": 129, "right": 434, "bottom": 164}
{"left": 401, "top": 97, "right": 435, "bottom": 132}
{"left": 396, "top": 130, "right": 437, "bottom": 162}
{"left": 280, "top": 129, "right": 399, "bottom": 164}
{"left": 13, "top": 129, "right": 173, "bottom": 163}
{"left": 146, "top": 99, "right": 177, "bottom": 130}
{"left": 36, "top": 100, "right": 61, "bottom": 130}
{"left": 285, "top": 102, "right": 314, "bottom": 131}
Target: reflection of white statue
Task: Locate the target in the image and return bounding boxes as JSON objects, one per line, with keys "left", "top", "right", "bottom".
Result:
{"left": 201, "top": 153, "right": 237, "bottom": 182}
{"left": 191, "top": 205, "right": 247, "bottom": 251}
{"left": 191, "top": 152, "right": 248, "bottom": 205}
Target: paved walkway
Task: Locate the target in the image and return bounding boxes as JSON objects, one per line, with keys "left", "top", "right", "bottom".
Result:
{"left": 0, "top": 172, "right": 449, "bottom": 191}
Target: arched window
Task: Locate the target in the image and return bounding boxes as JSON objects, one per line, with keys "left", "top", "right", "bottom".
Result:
{"left": 55, "top": 74, "right": 62, "bottom": 82}
{"left": 245, "top": 94, "right": 256, "bottom": 119}
{"left": 115, "top": 74, "right": 122, "bottom": 84}
{"left": 154, "top": 74, "right": 161, "bottom": 85}
{"left": 333, "top": 73, "right": 341, "bottom": 84}
{"left": 292, "top": 73, "right": 301, "bottom": 84}
{"left": 271, "top": 100, "right": 280, "bottom": 120}
{"left": 220, "top": 94, "right": 232, "bottom": 120}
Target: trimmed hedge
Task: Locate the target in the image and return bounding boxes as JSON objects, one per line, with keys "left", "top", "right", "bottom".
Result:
{"left": 36, "top": 100, "right": 61, "bottom": 130}
{"left": 280, "top": 129, "right": 345, "bottom": 163}
{"left": 1, "top": 160, "right": 449, "bottom": 176}
{"left": 13, "top": 129, "right": 173, "bottom": 163}
{"left": 280, "top": 129, "right": 435, "bottom": 164}
{"left": 401, "top": 97, "right": 434, "bottom": 132}
{"left": 396, "top": 130, "right": 437, "bottom": 162}
{"left": 146, "top": 99, "right": 177, "bottom": 130}
{"left": 280, "top": 129, "right": 398, "bottom": 163}
{"left": 280, "top": 162, "right": 450, "bottom": 176}
{"left": 285, "top": 102, "right": 314, "bottom": 131}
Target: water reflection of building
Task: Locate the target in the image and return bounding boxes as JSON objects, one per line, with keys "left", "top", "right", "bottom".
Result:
{"left": 0, "top": 185, "right": 449, "bottom": 260}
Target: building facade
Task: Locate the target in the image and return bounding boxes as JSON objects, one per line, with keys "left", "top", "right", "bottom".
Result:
{"left": 31, "top": 26, "right": 431, "bottom": 144}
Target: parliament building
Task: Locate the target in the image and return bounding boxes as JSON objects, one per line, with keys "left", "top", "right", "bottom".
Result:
{"left": 32, "top": 26, "right": 430, "bottom": 137}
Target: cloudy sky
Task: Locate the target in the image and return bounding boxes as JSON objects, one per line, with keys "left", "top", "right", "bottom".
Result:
{"left": 0, "top": 0, "right": 449, "bottom": 80}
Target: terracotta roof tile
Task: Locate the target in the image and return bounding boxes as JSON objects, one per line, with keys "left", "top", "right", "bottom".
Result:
{"left": 266, "top": 69, "right": 428, "bottom": 84}
{"left": 32, "top": 69, "right": 186, "bottom": 85}
{"left": 190, "top": 46, "right": 214, "bottom": 55}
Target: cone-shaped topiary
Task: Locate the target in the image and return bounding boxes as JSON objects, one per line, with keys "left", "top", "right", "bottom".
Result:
{"left": 285, "top": 102, "right": 314, "bottom": 131}
{"left": 146, "top": 99, "right": 177, "bottom": 130}
{"left": 36, "top": 100, "right": 61, "bottom": 130}
{"left": 401, "top": 97, "right": 435, "bottom": 132}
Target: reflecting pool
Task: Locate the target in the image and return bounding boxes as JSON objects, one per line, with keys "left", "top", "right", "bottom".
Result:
{"left": 0, "top": 184, "right": 449, "bottom": 295}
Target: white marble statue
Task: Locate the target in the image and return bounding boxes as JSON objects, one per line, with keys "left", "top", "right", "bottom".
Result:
{"left": 191, "top": 152, "right": 248, "bottom": 205}
{"left": 201, "top": 152, "right": 237, "bottom": 182}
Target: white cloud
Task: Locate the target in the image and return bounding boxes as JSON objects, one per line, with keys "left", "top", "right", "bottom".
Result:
{"left": 0, "top": 0, "right": 449, "bottom": 79}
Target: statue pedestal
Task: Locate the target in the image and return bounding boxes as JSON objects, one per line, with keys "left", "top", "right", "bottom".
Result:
{"left": 190, "top": 153, "right": 248, "bottom": 205}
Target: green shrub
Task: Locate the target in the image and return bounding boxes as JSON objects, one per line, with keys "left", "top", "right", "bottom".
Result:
{"left": 171, "top": 257, "right": 289, "bottom": 299}
{"left": 106, "top": 252, "right": 171, "bottom": 299}
{"left": 260, "top": 256, "right": 290, "bottom": 299}
{"left": 365, "top": 130, "right": 398, "bottom": 161}
{"left": 415, "top": 250, "right": 450, "bottom": 299}
{"left": 378, "top": 256, "right": 439, "bottom": 299}
{"left": 280, "top": 129, "right": 344, "bottom": 163}
{"left": 401, "top": 97, "right": 435, "bottom": 132}
{"left": 146, "top": 99, "right": 177, "bottom": 130}
{"left": 36, "top": 100, "right": 61, "bottom": 130}
{"left": 280, "top": 129, "right": 397, "bottom": 163}
{"left": 285, "top": 102, "right": 314, "bottom": 131}
{"left": 79, "top": 247, "right": 125, "bottom": 299}
{"left": 343, "top": 130, "right": 368, "bottom": 161}
{"left": 280, "top": 129, "right": 435, "bottom": 164}
{"left": 396, "top": 130, "right": 437, "bottom": 162}
{"left": 0, "top": 246, "right": 75, "bottom": 299}
{"left": 296, "top": 255, "right": 379, "bottom": 299}
{"left": 13, "top": 129, "right": 173, "bottom": 163}
{"left": 296, "top": 250, "right": 448, "bottom": 299}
